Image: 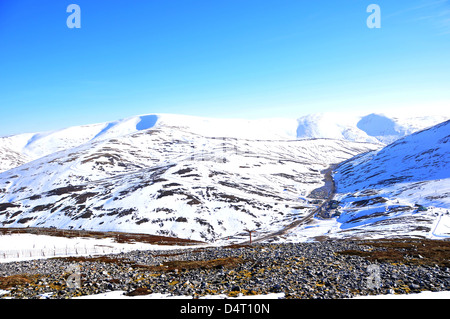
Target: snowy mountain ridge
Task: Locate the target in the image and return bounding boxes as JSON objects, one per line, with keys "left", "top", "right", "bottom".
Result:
{"left": 0, "top": 112, "right": 448, "bottom": 243}
{"left": 0, "top": 112, "right": 447, "bottom": 173}
{"left": 0, "top": 113, "right": 382, "bottom": 242}
{"left": 283, "top": 119, "right": 450, "bottom": 242}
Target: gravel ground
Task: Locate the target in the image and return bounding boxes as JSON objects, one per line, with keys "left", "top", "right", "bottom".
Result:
{"left": 0, "top": 240, "right": 449, "bottom": 299}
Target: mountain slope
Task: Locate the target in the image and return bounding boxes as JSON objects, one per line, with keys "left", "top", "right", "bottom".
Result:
{"left": 285, "top": 120, "right": 450, "bottom": 242}
{"left": 335, "top": 119, "right": 450, "bottom": 198}
{"left": 0, "top": 115, "right": 159, "bottom": 165}
{"left": 0, "top": 122, "right": 380, "bottom": 242}
{"left": 0, "top": 112, "right": 448, "bottom": 243}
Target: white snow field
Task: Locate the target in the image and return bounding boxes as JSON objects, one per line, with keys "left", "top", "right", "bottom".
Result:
{"left": 0, "top": 232, "right": 200, "bottom": 263}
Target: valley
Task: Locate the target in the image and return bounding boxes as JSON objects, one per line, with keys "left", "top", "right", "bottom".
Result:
{"left": 0, "top": 113, "right": 448, "bottom": 243}
{"left": 0, "top": 112, "right": 449, "bottom": 300}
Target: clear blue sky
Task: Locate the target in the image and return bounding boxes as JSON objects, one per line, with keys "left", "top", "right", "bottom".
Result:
{"left": 1, "top": 0, "right": 449, "bottom": 135}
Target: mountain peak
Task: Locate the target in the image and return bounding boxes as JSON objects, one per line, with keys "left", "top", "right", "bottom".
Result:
{"left": 356, "top": 113, "right": 407, "bottom": 143}
{"left": 0, "top": 112, "right": 447, "bottom": 173}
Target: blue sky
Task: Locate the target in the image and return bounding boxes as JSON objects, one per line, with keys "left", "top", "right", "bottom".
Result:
{"left": 1, "top": 0, "right": 450, "bottom": 135}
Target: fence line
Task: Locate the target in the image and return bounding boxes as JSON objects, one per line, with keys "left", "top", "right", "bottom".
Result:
{"left": 0, "top": 245, "right": 126, "bottom": 260}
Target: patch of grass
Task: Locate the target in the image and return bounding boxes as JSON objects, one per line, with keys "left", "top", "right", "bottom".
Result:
{"left": 147, "top": 257, "right": 246, "bottom": 272}
{"left": 224, "top": 244, "right": 253, "bottom": 249}
{"left": 0, "top": 274, "right": 39, "bottom": 289}
{"left": 0, "top": 227, "right": 204, "bottom": 246}
{"left": 338, "top": 239, "right": 450, "bottom": 267}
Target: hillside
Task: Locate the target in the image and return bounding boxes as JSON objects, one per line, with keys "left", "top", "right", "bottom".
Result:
{"left": 0, "top": 113, "right": 448, "bottom": 243}
{"left": 0, "top": 119, "right": 380, "bottom": 242}
{"left": 284, "top": 120, "right": 450, "bottom": 242}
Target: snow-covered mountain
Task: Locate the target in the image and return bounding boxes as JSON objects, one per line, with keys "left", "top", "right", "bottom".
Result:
{"left": 0, "top": 113, "right": 382, "bottom": 242}
{"left": 0, "top": 112, "right": 446, "bottom": 173}
{"left": 285, "top": 119, "right": 450, "bottom": 242}
{"left": 295, "top": 112, "right": 448, "bottom": 144}
{"left": 0, "top": 112, "right": 448, "bottom": 243}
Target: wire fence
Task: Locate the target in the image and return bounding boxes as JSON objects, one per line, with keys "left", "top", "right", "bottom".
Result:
{"left": 0, "top": 245, "right": 126, "bottom": 261}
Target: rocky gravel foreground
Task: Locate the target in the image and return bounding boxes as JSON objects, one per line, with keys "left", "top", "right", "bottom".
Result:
{"left": 0, "top": 240, "right": 449, "bottom": 299}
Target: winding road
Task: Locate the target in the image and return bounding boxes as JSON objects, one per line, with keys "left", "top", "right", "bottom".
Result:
{"left": 242, "top": 164, "right": 337, "bottom": 244}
